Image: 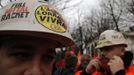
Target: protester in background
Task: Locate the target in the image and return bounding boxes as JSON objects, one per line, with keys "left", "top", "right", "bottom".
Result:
{"left": 122, "top": 51, "right": 133, "bottom": 69}
{"left": 0, "top": 0, "right": 75, "bottom": 75}
{"left": 80, "top": 54, "right": 90, "bottom": 70}
{"left": 54, "top": 54, "right": 78, "bottom": 75}
{"left": 122, "top": 51, "right": 134, "bottom": 75}
{"left": 86, "top": 30, "right": 127, "bottom": 75}
{"left": 75, "top": 54, "right": 90, "bottom": 75}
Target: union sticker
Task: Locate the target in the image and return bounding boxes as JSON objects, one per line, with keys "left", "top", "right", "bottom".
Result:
{"left": 35, "top": 5, "right": 66, "bottom": 33}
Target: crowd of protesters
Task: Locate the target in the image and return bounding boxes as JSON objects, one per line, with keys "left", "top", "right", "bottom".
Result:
{"left": 53, "top": 49, "right": 134, "bottom": 75}
{"left": 53, "top": 30, "right": 134, "bottom": 75}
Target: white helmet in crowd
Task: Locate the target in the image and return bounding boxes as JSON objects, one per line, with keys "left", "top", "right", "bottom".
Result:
{"left": 96, "top": 30, "right": 127, "bottom": 49}
{"left": 0, "top": 0, "right": 74, "bottom": 46}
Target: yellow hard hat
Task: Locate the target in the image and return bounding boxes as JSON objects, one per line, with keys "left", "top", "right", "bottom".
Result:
{"left": 0, "top": 0, "right": 74, "bottom": 46}
{"left": 96, "top": 30, "right": 127, "bottom": 49}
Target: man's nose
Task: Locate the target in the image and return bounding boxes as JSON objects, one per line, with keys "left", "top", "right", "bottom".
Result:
{"left": 24, "top": 59, "right": 43, "bottom": 75}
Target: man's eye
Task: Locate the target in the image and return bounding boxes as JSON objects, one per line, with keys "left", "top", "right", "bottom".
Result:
{"left": 42, "top": 55, "right": 55, "bottom": 63}
{"left": 9, "top": 52, "right": 33, "bottom": 61}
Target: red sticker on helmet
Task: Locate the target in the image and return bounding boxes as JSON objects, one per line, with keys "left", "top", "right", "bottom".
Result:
{"left": 1, "top": 2, "right": 30, "bottom": 21}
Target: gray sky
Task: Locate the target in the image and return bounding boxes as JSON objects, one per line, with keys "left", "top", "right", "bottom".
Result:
{"left": 62, "top": 0, "right": 100, "bottom": 29}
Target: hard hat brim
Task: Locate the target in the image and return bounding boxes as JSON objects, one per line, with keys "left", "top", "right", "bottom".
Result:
{"left": 96, "top": 43, "right": 127, "bottom": 49}
{"left": 0, "top": 30, "right": 75, "bottom": 47}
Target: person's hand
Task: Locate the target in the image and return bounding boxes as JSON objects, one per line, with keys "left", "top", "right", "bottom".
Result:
{"left": 108, "top": 56, "right": 124, "bottom": 75}
{"left": 86, "top": 59, "right": 100, "bottom": 74}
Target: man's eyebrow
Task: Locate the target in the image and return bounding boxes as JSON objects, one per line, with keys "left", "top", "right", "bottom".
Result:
{"left": 10, "top": 44, "right": 35, "bottom": 51}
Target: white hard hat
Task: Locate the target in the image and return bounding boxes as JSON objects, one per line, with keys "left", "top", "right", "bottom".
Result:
{"left": 0, "top": 0, "right": 74, "bottom": 46}
{"left": 96, "top": 30, "right": 127, "bottom": 49}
